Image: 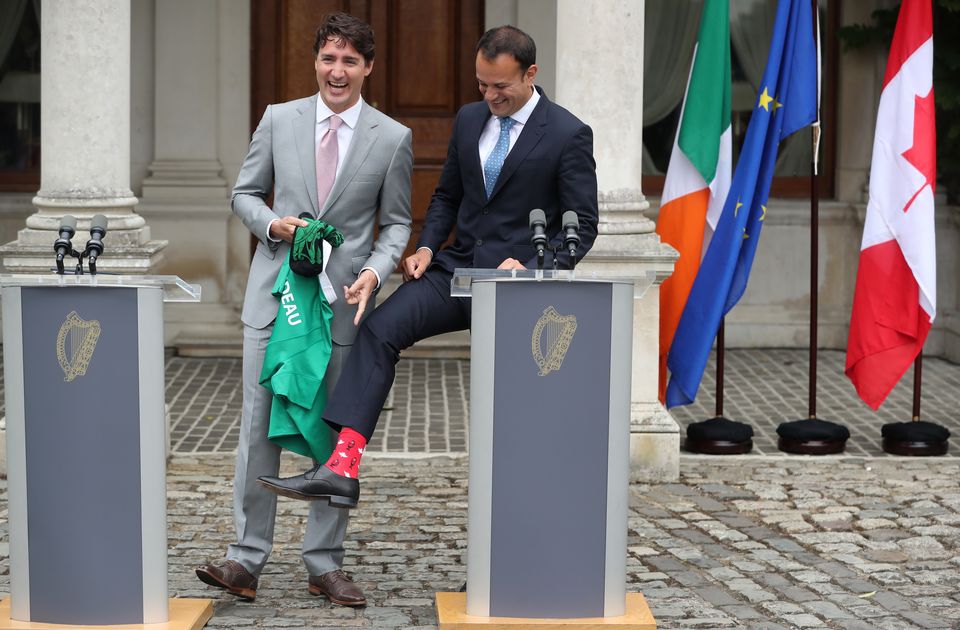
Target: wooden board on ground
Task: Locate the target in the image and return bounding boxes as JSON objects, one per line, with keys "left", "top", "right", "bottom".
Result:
{"left": 0, "top": 598, "right": 213, "bottom": 630}
{"left": 435, "top": 592, "right": 656, "bottom": 630}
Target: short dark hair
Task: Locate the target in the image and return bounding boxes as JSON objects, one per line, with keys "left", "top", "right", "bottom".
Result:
{"left": 476, "top": 25, "right": 536, "bottom": 72}
{"left": 313, "top": 12, "right": 375, "bottom": 63}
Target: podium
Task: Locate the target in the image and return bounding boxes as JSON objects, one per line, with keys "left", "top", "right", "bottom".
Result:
{"left": 0, "top": 274, "right": 210, "bottom": 628}
{"left": 436, "top": 269, "right": 655, "bottom": 629}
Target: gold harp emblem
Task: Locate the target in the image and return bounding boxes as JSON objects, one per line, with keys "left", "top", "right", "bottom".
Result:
{"left": 56, "top": 311, "right": 101, "bottom": 382}
{"left": 531, "top": 306, "right": 577, "bottom": 376}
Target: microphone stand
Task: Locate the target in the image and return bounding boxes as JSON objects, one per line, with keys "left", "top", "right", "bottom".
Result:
{"left": 56, "top": 248, "right": 84, "bottom": 275}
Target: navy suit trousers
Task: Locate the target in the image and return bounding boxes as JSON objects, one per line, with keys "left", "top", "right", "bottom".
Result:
{"left": 322, "top": 267, "right": 471, "bottom": 439}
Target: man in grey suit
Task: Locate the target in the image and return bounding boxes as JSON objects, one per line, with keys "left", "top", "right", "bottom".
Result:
{"left": 195, "top": 12, "right": 412, "bottom": 607}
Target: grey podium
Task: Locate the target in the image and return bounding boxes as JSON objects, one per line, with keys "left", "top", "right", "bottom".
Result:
{"left": 0, "top": 274, "right": 202, "bottom": 626}
{"left": 436, "top": 269, "right": 655, "bottom": 627}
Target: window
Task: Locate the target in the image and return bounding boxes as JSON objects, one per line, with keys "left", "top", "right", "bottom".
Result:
{"left": 0, "top": 0, "right": 41, "bottom": 192}
{"left": 642, "top": 0, "right": 836, "bottom": 198}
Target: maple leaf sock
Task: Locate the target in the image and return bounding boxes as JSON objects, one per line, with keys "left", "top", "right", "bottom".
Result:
{"left": 324, "top": 428, "right": 367, "bottom": 479}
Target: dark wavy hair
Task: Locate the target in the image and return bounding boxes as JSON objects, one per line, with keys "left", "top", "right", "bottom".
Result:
{"left": 476, "top": 25, "right": 536, "bottom": 72}
{"left": 313, "top": 12, "right": 375, "bottom": 63}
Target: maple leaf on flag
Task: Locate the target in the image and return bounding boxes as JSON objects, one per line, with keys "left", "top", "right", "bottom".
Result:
{"left": 901, "top": 89, "right": 936, "bottom": 213}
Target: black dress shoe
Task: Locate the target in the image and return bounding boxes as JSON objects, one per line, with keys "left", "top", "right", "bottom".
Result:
{"left": 258, "top": 464, "right": 359, "bottom": 508}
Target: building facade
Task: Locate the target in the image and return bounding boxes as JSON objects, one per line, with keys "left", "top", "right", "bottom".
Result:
{"left": 0, "top": 0, "right": 957, "bottom": 361}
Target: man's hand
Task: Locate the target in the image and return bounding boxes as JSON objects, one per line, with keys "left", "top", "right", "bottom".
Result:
{"left": 269, "top": 216, "right": 309, "bottom": 243}
{"left": 402, "top": 248, "right": 433, "bottom": 281}
{"left": 344, "top": 269, "right": 378, "bottom": 326}
{"left": 497, "top": 258, "right": 526, "bottom": 271}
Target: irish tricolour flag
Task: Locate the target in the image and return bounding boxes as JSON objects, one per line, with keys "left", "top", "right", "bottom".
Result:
{"left": 655, "top": 0, "right": 732, "bottom": 402}
{"left": 845, "top": 0, "right": 936, "bottom": 409}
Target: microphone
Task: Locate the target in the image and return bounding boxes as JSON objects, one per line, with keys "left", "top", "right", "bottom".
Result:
{"left": 54, "top": 215, "right": 77, "bottom": 273}
{"left": 529, "top": 208, "right": 547, "bottom": 270}
{"left": 562, "top": 210, "right": 580, "bottom": 269}
{"left": 85, "top": 214, "right": 108, "bottom": 274}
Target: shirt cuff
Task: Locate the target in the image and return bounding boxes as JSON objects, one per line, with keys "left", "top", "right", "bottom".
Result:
{"left": 416, "top": 246, "right": 433, "bottom": 256}
{"left": 360, "top": 266, "right": 381, "bottom": 289}
{"left": 266, "top": 218, "right": 281, "bottom": 243}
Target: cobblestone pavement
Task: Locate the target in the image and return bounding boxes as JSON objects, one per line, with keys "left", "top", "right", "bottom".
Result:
{"left": 165, "top": 357, "right": 469, "bottom": 455}
{"left": 164, "top": 349, "right": 960, "bottom": 457}
{"left": 2, "top": 456, "right": 957, "bottom": 629}
{"left": 667, "top": 349, "right": 960, "bottom": 457}
{"left": 3, "top": 349, "right": 960, "bottom": 628}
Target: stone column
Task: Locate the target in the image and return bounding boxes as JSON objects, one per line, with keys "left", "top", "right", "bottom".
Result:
{"left": 136, "top": 0, "right": 248, "bottom": 351}
{"left": 555, "top": 0, "right": 680, "bottom": 481}
{"left": 134, "top": 0, "right": 250, "bottom": 355}
{"left": 0, "top": 0, "right": 166, "bottom": 273}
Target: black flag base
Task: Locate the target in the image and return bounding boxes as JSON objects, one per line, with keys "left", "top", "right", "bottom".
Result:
{"left": 881, "top": 420, "right": 950, "bottom": 456}
{"left": 777, "top": 418, "right": 850, "bottom": 455}
{"left": 685, "top": 416, "right": 754, "bottom": 454}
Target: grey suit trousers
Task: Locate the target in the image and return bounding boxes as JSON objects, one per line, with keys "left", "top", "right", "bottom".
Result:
{"left": 227, "top": 323, "right": 350, "bottom": 576}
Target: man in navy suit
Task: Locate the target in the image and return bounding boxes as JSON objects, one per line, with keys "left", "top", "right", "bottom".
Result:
{"left": 259, "top": 25, "right": 599, "bottom": 506}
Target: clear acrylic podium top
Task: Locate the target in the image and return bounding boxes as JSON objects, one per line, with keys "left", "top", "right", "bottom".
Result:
{"left": 0, "top": 273, "right": 202, "bottom": 303}
{"left": 451, "top": 268, "right": 654, "bottom": 299}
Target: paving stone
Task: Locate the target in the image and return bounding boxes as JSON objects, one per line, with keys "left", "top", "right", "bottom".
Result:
{"left": 781, "top": 613, "right": 827, "bottom": 628}
{"left": 684, "top": 587, "right": 741, "bottom": 609}
{"left": 718, "top": 604, "right": 766, "bottom": 620}
{"left": 899, "top": 611, "right": 955, "bottom": 628}
{"left": 759, "top": 601, "right": 806, "bottom": 615}
{"left": 863, "top": 549, "right": 909, "bottom": 563}
{"left": 838, "top": 620, "right": 891, "bottom": 630}
{"left": 801, "top": 599, "right": 855, "bottom": 619}
{"left": 900, "top": 535, "right": 948, "bottom": 560}
{"left": 771, "top": 585, "right": 821, "bottom": 604}
{"left": 789, "top": 570, "right": 832, "bottom": 584}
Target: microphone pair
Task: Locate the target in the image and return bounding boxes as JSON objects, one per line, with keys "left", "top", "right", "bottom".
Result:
{"left": 528, "top": 209, "right": 580, "bottom": 270}
{"left": 54, "top": 214, "right": 108, "bottom": 274}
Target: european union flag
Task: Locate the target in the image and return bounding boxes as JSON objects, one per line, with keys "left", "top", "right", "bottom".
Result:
{"left": 665, "top": 0, "right": 817, "bottom": 408}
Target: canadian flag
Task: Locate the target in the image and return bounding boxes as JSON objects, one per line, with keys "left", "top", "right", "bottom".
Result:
{"left": 846, "top": 0, "right": 936, "bottom": 410}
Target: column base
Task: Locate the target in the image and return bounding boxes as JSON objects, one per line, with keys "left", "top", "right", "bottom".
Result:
{"left": 630, "top": 401, "right": 680, "bottom": 482}
{"left": 141, "top": 160, "right": 229, "bottom": 199}
{"left": 165, "top": 302, "right": 243, "bottom": 356}
{"left": 0, "top": 597, "right": 213, "bottom": 629}
{"left": 435, "top": 592, "right": 655, "bottom": 629}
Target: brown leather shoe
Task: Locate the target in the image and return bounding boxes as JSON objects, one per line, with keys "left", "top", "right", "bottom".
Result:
{"left": 195, "top": 559, "right": 258, "bottom": 600}
{"left": 308, "top": 569, "right": 367, "bottom": 607}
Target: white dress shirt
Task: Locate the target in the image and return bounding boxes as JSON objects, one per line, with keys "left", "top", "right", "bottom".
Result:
{"left": 477, "top": 87, "right": 540, "bottom": 164}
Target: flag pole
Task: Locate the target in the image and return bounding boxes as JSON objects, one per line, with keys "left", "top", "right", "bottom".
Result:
{"left": 808, "top": 0, "right": 822, "bottom": 421}
{"left": 883, "top": 349, "right": 945, "bottom": 455}
{"left": 809, "top": 123, "right": 820, "bottom": 419}
{"left": 912, "top": 353, "right": 922, "bottom": 421}
{"left": 778, "top": 0, "right": 849, "bottom": 455}
{"left": 716, "top": 318, "right": 725, "bottom": 418}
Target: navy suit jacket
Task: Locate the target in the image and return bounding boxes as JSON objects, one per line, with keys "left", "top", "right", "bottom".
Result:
{"left": 418, "top": 87, "right": 599, "bottom": 272}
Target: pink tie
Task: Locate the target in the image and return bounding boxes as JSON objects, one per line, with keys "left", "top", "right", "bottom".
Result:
{"left": 316, "top": 114, "right": 343, "bottom": 210}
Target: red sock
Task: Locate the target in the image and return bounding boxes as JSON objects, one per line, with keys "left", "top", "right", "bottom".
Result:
{"left": 324, "top": 428, "right": 367, "bottom": 479}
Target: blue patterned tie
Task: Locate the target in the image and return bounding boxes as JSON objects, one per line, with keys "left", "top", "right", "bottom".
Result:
{"left": 483, "top": 117, "right": 515, "bottom": 198}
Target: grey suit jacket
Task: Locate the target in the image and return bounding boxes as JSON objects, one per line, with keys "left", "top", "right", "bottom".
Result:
{"left": 232, "top": 95, "right": 413, "bottom": 345}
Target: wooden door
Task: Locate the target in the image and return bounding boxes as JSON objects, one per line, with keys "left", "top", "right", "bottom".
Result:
{"left": 251, "top": 0, "right": 484, "bottom": 259}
